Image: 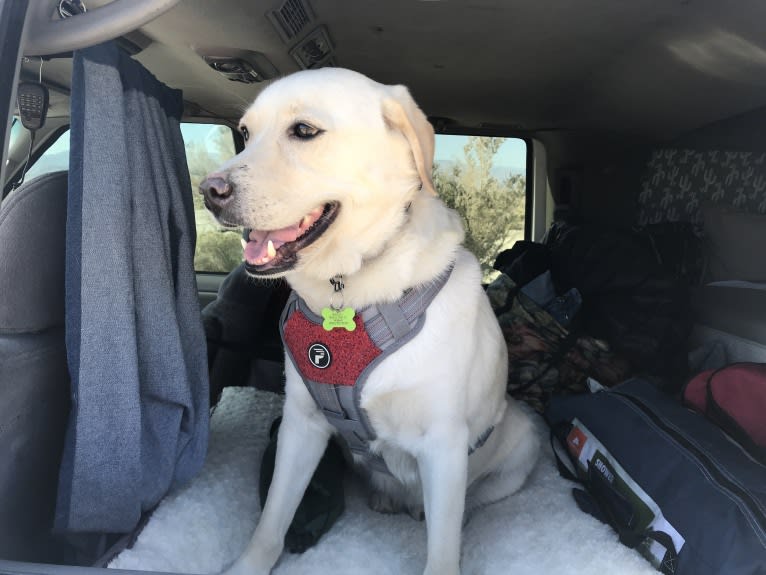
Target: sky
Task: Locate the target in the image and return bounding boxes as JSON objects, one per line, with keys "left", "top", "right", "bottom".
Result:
{"left": 434, "top": 135, "right": 527, "bottom": 174}
{"left": 181, "top": 123, "right": 225, "bottom": 145}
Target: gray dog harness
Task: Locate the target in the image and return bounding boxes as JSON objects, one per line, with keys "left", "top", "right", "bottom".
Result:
{"left": 280, "top": 264, "right": 495, "bottom": 475}
{"left": 280, "top": 267, "right": 452, "bottom": 474}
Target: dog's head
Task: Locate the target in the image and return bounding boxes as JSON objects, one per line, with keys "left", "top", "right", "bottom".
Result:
{"left": 199, "top": 68, "right": 438, "bottom": 280}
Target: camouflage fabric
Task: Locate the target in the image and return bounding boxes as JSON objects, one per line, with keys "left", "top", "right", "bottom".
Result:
{"left": 488, "top": 274, "right": 631, "bottom": 413}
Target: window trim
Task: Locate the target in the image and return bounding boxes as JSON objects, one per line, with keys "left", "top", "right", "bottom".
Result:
{"left": 0, "top": 0, "right": 28, "bottom": 193}
{"left": 524, "top": 137, "right": 534, "bottom": 241}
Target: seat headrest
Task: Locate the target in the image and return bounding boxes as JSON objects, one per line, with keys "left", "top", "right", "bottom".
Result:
{"left": 0, "top": 171, "right": 68, "bottom": 333}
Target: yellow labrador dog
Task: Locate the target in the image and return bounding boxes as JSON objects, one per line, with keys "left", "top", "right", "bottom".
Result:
{"left": 200, "top": 68, "right": 539, "bottom": 575}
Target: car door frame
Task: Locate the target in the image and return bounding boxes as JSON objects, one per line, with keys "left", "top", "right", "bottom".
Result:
{"left": 0, "top": 0, "right": 29, "bottom": 189}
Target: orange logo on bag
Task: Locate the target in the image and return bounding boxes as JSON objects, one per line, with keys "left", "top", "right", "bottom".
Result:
{"left": 566, "top": 426, "right": 587, "bottom": 458}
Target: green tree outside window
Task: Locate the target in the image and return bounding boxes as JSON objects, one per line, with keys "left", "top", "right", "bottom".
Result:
{"left": 434, "top": 136, "right": 526, "bottom": 281}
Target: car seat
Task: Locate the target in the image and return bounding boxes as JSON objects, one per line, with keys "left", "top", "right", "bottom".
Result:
{"left": 0, "top": 170, "right": 71, "bottom": 562}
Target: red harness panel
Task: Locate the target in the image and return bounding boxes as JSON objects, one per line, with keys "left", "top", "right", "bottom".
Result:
{"left": 283, "top": 310, "right": 382, "bottom": 386}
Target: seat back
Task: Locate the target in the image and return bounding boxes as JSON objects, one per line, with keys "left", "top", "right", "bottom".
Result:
{"left": 0, "top": 170, "right": 70, "bottom": 562}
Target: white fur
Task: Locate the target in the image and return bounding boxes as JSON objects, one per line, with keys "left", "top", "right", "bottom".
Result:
{"left": 209, "top": 68, "right": 540, "bottom": 575}
{"left": 109, "top": 388, "right": 656, "bottom": 575}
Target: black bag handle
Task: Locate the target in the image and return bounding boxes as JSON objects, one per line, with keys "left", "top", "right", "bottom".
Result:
{"left": 549, "top": 424, "right": 679, "bottom": 573}
{"left": 646, "top": 530, "right": 680, "bottom": 575}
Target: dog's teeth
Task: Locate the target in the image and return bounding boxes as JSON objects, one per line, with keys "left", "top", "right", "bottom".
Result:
{"left": 301, "top": 215, "right": 311, "bottom": 229}
{"left": 240, "top": 238, "right": 247, "bottom": 249}
{"left": 267, "top": 240, "right": 276, "bottom": 258}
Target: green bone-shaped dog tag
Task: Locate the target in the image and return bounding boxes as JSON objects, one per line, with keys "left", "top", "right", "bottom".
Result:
{"left": 321, "top": 307, "right": 356, "bottom": 331}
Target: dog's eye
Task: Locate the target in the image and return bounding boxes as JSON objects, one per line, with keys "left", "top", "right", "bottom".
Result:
{"left": 240, "top": 125, "right": 249, "bottom": 142}
{"left": 291, "top": 122, "right": 321, "bottom": 140}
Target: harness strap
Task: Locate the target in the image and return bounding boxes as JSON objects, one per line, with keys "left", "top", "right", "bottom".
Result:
{"left": 375, "top": 302, "right": 411, "bottom": 341}
{"left": 362, "top": 271, "right": 453, "bottom": 350}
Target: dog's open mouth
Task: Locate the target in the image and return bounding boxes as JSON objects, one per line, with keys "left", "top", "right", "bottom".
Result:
{"left": 242, "top": 202, "right": 340, "bottom": 275}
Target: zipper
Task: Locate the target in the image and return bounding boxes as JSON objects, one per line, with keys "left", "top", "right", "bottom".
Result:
{"left": 612, "top": 390, "right": 766, "bottom": 546}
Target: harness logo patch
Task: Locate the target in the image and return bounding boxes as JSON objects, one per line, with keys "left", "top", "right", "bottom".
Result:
{"left": 308, "top": 343, "right": 331, "bottom": 369}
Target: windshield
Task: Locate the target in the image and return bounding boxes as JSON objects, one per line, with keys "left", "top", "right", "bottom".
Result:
{"left": 6, "top": 117, "right": 21, "bottom": 164}
{"left": 8, "top": 117, "right": 21, "bottom": 150}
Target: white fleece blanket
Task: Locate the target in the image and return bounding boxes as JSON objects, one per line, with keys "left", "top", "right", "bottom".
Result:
{"left": 110, "top": 387, "right": 655, "bottom": 575}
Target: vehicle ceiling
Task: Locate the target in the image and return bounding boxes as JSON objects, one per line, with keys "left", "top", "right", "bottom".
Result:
{"left": 20, "top": 0, "right": 766, "bottom": 140}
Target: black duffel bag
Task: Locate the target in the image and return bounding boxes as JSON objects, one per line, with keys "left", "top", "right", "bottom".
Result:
{"left": 546, "top": 378, "right": 766, "bottom": 575}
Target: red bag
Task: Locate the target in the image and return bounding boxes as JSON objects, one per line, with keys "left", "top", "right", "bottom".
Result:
{"left": 683, "top": 363, "right": 766, "bottom": 462}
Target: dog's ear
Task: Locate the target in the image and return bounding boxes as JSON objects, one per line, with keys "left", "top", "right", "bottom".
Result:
{"left": 382, "top": 85, "right": 438, "bottom": 196}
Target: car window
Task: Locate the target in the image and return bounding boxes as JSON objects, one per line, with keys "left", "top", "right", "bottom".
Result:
{"left": 185, "top": 129, "right": 527, "bottom": 278}
{"left": 8, "top": 116, "right": 21, "bottom": 151}
{"left": 10, "top": 123, "right": 526, "bottom": 280}
{"left": 182, "top": 123, "right": 240, "bottom": 273}
{"left": 11, "top": 121, "right": 240, "bottom": 274}
{"left": 22, "top": 127, "right": 70, "bottom": 182}
{"left": 433, "top": 135, "right": 527, "bottom": 282}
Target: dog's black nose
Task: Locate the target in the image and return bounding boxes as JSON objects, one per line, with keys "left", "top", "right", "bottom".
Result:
{"left": 199, "top": 175, "right": 233, "bottom": 210}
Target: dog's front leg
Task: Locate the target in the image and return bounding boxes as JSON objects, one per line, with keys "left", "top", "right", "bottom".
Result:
{"left": 417, "top": 426, "right": 469, "bottom": 575}
{"left": 224, "top": 370, "right": 332, "bottom": 575}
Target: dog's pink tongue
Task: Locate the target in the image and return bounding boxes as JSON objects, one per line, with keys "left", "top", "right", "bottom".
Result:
{"left": 244, "top": 228, "right": 297, "bottom": 264}
{"left": 244, "top": 207, "right": 324, "bottom": 265}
